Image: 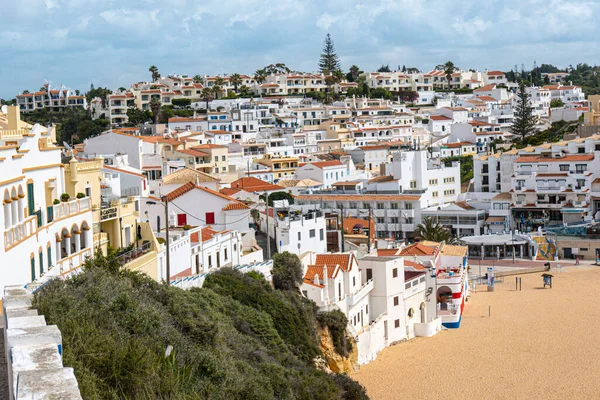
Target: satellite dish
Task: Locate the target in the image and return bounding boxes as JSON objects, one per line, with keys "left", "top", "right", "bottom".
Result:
{"left": 63, "top": 142, "right": 72, "bottom": 151}
{"left": 1, "top": 105, "right": 7, "bottom": 114}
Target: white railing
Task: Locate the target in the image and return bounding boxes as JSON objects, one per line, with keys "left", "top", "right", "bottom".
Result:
{"left": 347, "top": 279, "right": 374, "bottom": 307}
{"left": 52, "top": 198, "right": 91, "bottom": 221}
{"left": 57, "top": 247, "right": 93, "bottom": 277}
{"left": 4, "top": 215, "right": 37, "bottom": 248}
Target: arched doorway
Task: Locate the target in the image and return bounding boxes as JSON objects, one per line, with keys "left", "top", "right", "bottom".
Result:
{"left": 80, "top": 221, "right": 91, "bottom": 250}
{"left": 437, "top": 286, "right": 453, "bottom": 311}
{"left": 420, "top": 302, "right": 427, "bottom": 323}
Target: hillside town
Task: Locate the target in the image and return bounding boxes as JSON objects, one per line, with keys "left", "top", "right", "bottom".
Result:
{"left": 4, "top": 29, "right": 600, "bottom": 396}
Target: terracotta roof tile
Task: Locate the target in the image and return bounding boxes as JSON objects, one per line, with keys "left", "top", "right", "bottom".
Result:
{"left": 400, "top": 243, "right": 437, "bottom": 256}
{"left": 314, "top": 253, "right": 357, "bottom": 272}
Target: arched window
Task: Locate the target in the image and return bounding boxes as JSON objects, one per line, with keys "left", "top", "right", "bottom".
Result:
{"left": 408, "top": 308, "right": 414, "bottom": 318}
{"left": 39, "top": 248, "right": 44, "bottom": 275}
{"left": 30, "top": 253, "right": 36, "bottom": 282}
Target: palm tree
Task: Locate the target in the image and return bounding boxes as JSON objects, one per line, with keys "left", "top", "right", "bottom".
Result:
{"left": 414, "top": 217, "right": 455, "bottom": 243}
{"left": 149, "top": 98, "right": 162, "bottom": 124}
{"left": 348, "top": 65, "right": 360, "bottom": 82}
{"left": 229, "top": 73, "right": 242, "bottom": 92}
{"left": 214, "top": 76, "right": 225, "bottom": 86}
{"left": 149, "top": 65, "right": 160, "bottom": 82}
{"left": 254, "top": 69, "right": 267, "bottom": 84}
{"left": 238, "top": 85, "right": 251, "bottom": 97}
{"left": 444, "top": 61, "right": 455, "bottom": 90}
{"left": 193, "top": 74, "right": 204, "bottom": 84}
{"left": 212, "top": 85, "right": 223, "bottom": 100}
{"left": 200, "top": 87, "right": 213, "bottom": 111}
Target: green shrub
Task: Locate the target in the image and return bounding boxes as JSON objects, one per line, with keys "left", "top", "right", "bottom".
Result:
{"left": 317, "top": 310, "right": 352, "bottom": 357}
{"left": 271, "top": 251, "right": 304, "bottom": 291}
{"left": 76, "top": 192, "right": 86, "bottom": 199}
{"left": 33, "top": 256, "right": 368, "bottom": 400}
{"left": 53, "top": 199, "right": 61, "bottom": 205}
{"left": 60, "top": 193, "right": 70, "bottom": 202}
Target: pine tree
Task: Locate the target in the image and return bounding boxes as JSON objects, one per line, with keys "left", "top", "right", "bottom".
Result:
{"left": 318, "top": 34, "right": 341, "bottom": 75}
{"left": 511, "top": 82, "right": 536, "bottom": 141}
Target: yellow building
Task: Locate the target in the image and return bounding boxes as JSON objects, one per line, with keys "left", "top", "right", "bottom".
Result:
{"left": 584, "top": 95, "right": 600, "bottom": 125}
{"left": 257, "top": 154, "right": 299, "bottom": 179}
{"left": 63, "top": 157, "right": 140, "bottom": 252}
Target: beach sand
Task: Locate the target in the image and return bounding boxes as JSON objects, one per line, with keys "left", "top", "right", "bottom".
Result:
{"left": 352, "top": 266, "right": 600, "bottom": 400}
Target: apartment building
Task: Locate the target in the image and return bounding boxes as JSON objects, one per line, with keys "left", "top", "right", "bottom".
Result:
{"left": 296, "top": 150, "right": 460, "bottom": 240}
{"left": 473, "top": 134, "right": 600, "bottom": 230}
{"left": 256, "top": 154, "right": 299, "bottom": 180}
{"left": 259, "top": 207, "right": 327, "bottom": 255}
{"left": 16, "top": 85, "right": 86, "bottom": 113}
{"left": 0, "top": 106, "right": 94, "bottom": 292}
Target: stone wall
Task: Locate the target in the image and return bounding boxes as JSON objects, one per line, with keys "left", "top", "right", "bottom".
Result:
{"left": 2, "top": 283, "right": 82, "bottom": 400}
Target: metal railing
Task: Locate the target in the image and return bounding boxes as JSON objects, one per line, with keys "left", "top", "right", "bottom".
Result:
{"left": 116, "top": 242, "right": 154, "bottom": 265}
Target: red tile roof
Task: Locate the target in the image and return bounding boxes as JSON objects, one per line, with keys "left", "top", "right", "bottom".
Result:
{"left": 377, "top": 249, "right": 401, "bottom": 257}
{"left": 222, "top": 202, "right": 250, "bottom": 211}
{"left": 230, "top": 177, "right": 284, "bottom": 193}
{"left": 429, "top": 115, "right": 452, "bottom": 121}
{"left": 474, "top": 84, "right": 496, "bottom": 92}
{"left": 515, "top": 154, "right": 594, "bottom": 163}
{"left": 314, "top": 253, "right": 357, "bottom": 272}
{"left": 400, "top": 243, "right": 437, "bottom": 256}
{"left": 305, "top": 160, "right": 344, "bottom": 169}
{"left": 404, "top": 260, "right": 426, "bottom": 270}
{"left": 304, "top": 264, "right": 340, "bottom": 282}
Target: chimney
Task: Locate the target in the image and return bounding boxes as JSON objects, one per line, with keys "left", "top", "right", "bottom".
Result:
{"left": 322, "top": 264, "right": 328, "bottom": 287}
{"left": 7, "top": 106, "right": 22, "bottom": 131}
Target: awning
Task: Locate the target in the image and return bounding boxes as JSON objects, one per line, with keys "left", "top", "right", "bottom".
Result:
{"left": 486, "top": 216, "right": 506, "bottom": 224}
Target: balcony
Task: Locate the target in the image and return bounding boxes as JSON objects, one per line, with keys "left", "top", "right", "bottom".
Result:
{"left": 53, "top": 197, "right": 91, "bottom": 221}
{"left": 347, "top": 279, "right": 374, "bottom": 307}
{"left": 57, "top": 247, "right": 93, "bottom": 278}
{"left": 4, "top": 215, "right": 37, "bottom": 249}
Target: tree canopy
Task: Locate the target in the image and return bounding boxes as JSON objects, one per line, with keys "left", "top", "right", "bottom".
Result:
{"left": 414, "top": 217, "right": 455, "bottom": 243}
{"left": 272, "top": 251, "right": 304, "bottom": 291}
{"left": 33, "top": 251, "right": 368, "bottom": 399}
{"left": 318, "top": 33, "right": 341, "bottom": 75}
{"left": 511, "top": 82, "right": 537, "bottom": 140}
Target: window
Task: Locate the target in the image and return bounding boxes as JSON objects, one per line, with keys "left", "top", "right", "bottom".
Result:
{"left": 309, "top": 229, "right": 316, "bottom": 238}
{"left": 47, "top": 247, "right": 52, "bottom": 269}
{"left": 580, "top": 248, "right": 588, "bottom": 252}
{"left": 208, "top": 255, "right": 212, "bottom": 267}
{"left": 177, "top": 214, "right": 187, "bottom": 226}
{"left": 224, "top": 249, "right": 228, "bottom": 260}
{"left": 233, "top": 243, "right": 237, "bottom": 252}
{"left": 377, "top": 202, "right": 385, "bottom": 209}
{"left": 432, "top": 191, "right": 438, "bottom": 198}
{"left": 27, "top": 182, "right": 35, "bottom": 215}
{"left": 205, "top": 212, "right": 215, "bottom": 225}
{"left": 376, "top": 217, "right": 384, "bottom": 223}
{"left": 408, "top": 308, "right": 414, "bottom": 318}
{"left": 39, "top": 250, "right": 44, "bottom": 275}
{"left": 366, "top": 268, "right": 373, "bottom": 281}
{"left": 353, "top": 276, "right": 356, "bottom": 287}
{"left": 394, "top": 319, "right": 400, "bottom": 328}
{"left": 298, "top": 232, "right": 301, "bottom": 241}
{"left": 222, "top": 155, "right": 226, "bottom": 161}
{"left": 366, "top": 305, "right": 369, "bottom": 314}
{"left": 444, "top": 177, "right": 455, "bottom": 184}
{"left": 30, "top": 256, "right": 35, "bottom": 282}
{"left": 405, "top": 282, "right": 412, "bottom": 289}
{"left": 392, "top": 268, "right": 398, "bottom": 278}
{"left": 319, "top": 228, "right": 324, "bottom": 241}
{"left": 429, "top": 179, "right": 438, "bottom": 185}
{"left": 559, "top": 164, "right": 569, "bottom": 171}
{"left": 390, "top": 203, "right": 398, "bottom": 209}
{"left": 393, "top": 296, "right": 399, "bottom": 306}
{"left": 410, "top": 180, "right": 416, "bottom": 189}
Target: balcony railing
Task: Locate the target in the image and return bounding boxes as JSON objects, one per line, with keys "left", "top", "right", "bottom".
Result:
{"left": 4, "top": 215, "right": 38, "bottom": 249}
{"left": 116, "top": 242, "right": 154, "bottom": 265}
{"left": 58, "top": 247, "right": 93, "bottom": 278}
{"left": 53, "top": 197, "right": 91, "bottom": 221}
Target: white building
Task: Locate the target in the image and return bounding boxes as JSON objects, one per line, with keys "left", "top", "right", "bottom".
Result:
{"left": 260, "top": 207, "right": 327, "bottom": 255}
{"left": 0, "top": 106, "right": 94, "bottom": 292}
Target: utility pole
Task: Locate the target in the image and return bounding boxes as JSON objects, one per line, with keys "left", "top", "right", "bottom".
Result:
{"left": 340, "top": 204, "right": 345, "bottom": 252}
{"left": 367, "top": 206, "right": 372, "bottom": 253}
{"left": 264, "top": 191, "right": 270, "bottom": 259}
{"left": 162, "top": 195, "right": 171, "bottom": 285}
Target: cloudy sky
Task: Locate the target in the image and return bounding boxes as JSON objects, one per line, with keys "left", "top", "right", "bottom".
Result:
{"left": 1, "top": 0, "right": 599, "bottom": 98}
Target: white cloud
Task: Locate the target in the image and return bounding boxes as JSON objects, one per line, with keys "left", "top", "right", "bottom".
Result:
{"left": 43, "top": 0, "right": 59, "bottom": 9}
{"left": 451, "top": 17, "right": 491, "bottom": 38}
{"left": 316, "top": 13, "right": 339, "bottom": 30}
{"left": 53, "top": 28, "right": 69, "bottom": 39}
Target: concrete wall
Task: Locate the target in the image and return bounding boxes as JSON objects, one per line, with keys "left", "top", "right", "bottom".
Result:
{"left": 3, "top": 284, "right": 83, "bottom": 399}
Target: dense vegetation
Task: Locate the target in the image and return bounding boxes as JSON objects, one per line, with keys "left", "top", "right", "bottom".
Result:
{"left": 512, "top": 120, "right": 577, "bottom": 148}
{"left": 33, "top": 250, "right": 367, "bottom": 400}
{"left": 441, "top": 155, "right": 473, "bottom": 183}
{"left": 21, "top": 108, "right": 109, "bottom": 144}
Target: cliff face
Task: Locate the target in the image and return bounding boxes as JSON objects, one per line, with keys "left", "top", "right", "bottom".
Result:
{"left": 318, "top": 326, "right": 358, "bottom": 374}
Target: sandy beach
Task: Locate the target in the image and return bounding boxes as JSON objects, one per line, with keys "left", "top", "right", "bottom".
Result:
{"left": 352, "top": 266, "right": 600, "bottom": 400}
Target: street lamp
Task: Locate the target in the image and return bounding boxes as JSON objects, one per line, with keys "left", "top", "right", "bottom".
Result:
{"left": 146, "top": 195, "right": 171, "bottom": 285}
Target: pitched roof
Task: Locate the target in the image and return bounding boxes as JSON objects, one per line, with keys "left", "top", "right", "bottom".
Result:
{"left": 515, "top": 154, "right": 594, "bottom": 163}
{"left": 305, "top": 160, "right": 344, "bottom": 169}
{"left": 454, "top": 201, "right": 474, "bottom": 210}
{"left": 400, "top": 243, "right": 437, "bottom": 256}
{"left": 367, "top": 175, "right": 396, "bottom": 183}
{"left": 190, "top": 227, "right": 220, "bottom": 243}
{"left": 377, "top": 249, "right": 401, "bottom": 257}
{"left": 102, "top": 165, "right": 145, "bottom": 178}
{"left": 230, "top": 177, "right": 284, "bottom": 193}
{"left": 177, "top": 149, "right": 211, "bottom": 157}
{"left": 490, "top": 192, "right": 512, "bottom": 201}
{"left": 314, "top": 253, "right": 357, "bottom": 272}
{"left": 163, "top": 182, "right": 245, "bottom": 208}
{"left": 304, "top": 265, "right": 340, "bottom": 286}
{"left": 193, "top": 144, "right": 228, "bottom": 149}
{"left": 277, "top": 179, "right": 323, "bottom": 187}
{"left": 222, "top": 202, "right": 250, "bottom": 211}
{"left": 297, "top": 194, "right": 420, "bottom": 201}
{"left": 440, "top": 244, "right": 468, "bottom": 257}
{"left": 474, "top": 84, "right": 496, "bottom": 92}
{"left": 162, "top": 167, "right": 220, "bottom": 184}
{"left": 404, "top": 260, "right": 426, "bottom": 270}
{"left": 429, "top": 115, "right": 452, "bottom": 121}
